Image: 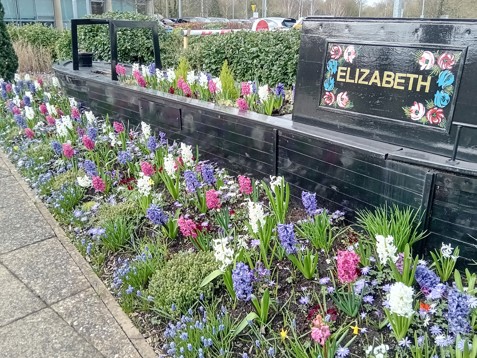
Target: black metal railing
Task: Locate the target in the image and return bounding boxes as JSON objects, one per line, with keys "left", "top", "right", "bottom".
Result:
{"left": 448, "top": 122, "right": 477, "bottom": 163}
{"left": 71, "top": 18, "right": 161, "bottom": 81}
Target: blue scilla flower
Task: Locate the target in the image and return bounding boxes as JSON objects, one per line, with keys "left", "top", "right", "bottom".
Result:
{"left": 277, "top": 223, "right": 297, "bottom": 255}
{"left": 126, "top": 285, "right": 134, "bottom": 294}
{"left": 201, "top": 164, "right": 216, "bottom": 185}
{"left": 146, "top": 204, "right": 168, "bottom": 226}
{"left": 83, "top": 159, "right": 97, "bottom": 177}
{"left": 232, "top": 262, "right": 254, "bottom": 301}
{"left": 327, "top": 59, "right": 338, "bottom": 75}
{"left": 184, "top": 170, "right": 200, "bottom": 193}
{"left": 437, "top": 70, "right": 454, "bottom": 88}
{"left": 324, "top": 77, "right": 335, "bottom": 91}
{"left": 147, "top": 136, "right": 157, "bottom": 152}
{"left": 434, "top": 90, "right": 451, "bottom": 108}
{"left": 180, "top": 332, "right": 188, "bottom": 341}
{"left": 301, "top": 191, "right": 317, "bottom": 216}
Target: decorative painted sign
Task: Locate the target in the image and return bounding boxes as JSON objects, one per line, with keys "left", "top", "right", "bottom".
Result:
{"left": 320, "top": 43, "right": 462, "bottom": 128}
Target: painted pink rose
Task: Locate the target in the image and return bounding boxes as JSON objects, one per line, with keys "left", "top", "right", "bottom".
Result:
{"left": 329, "top": 45, "right": 343, "bottom": 59}
{"left": 419, "top": 51, "right": 435, "bottom": 70}
{"left": 322, "top": 91, "right": 335, "bottom": 105}
{"left": 437, "top": 52, "right": 455, "bottom": 70}
{"left": 410, "top": 101, "right": 425, "bottom": 121}
{"left": 426, "top": 107, "right": 445, "bottom": 125}
{"left": 343, "top": 46, "right": 356, "bottom": 63}
{"left": 336, "top": 92, "right": 350, "bottom": 108}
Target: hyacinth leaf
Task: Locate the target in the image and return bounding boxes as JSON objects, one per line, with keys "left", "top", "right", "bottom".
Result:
{"left": 200, "top": 269, "right": 223, "bottom": 287}
{"left": 233, "top": 312, "right": 258, "bottom": 338}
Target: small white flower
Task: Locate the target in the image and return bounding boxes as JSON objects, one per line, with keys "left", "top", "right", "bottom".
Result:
{"left": 163, "top": 154, "right": 176, "bottom": 176}
{"left": 68, "top": 97, "right": 77, "bottom": 107}
{"left": 136, "top": 173, "right": 153, "bottom": 196}
{"left": 376, "top": 234, "right": 398, "bottom": 266}
{"left": 441, "top": 243, "right": 453, "bottom": 258}
{"left": 269, "top": 175, "right": 284, "bottom": 192}
{"left": 14, "top": 73, "right": 21, "bottom": 82}
{"left": 84, "top": 111, "right": 95, "bottom": 125}
{"left": 258, "top": 85, "right": 270, "bottom": 102}
{"left": 141, "top": 121, "right": 151, "bottom": 140}
{"left": 198, "top": 72, "right": 208, "bottom": 87}
{"left": 24, "top": 106, "right": 35, "bottom": 120}
{"left": 213, "top": 237, "right": 234, "bottom": 271}
{"left": 387, "top": 282, "right": 414, "bottom": 318}
{"left": 186, "top": 70, "right": 196, "bottom": 84}
{"left": 77, "top": 175, "right": 91, "bottom": 188}
{"left": 468, "top": 296, "right": 477, "bottom": 309}
{"left": 248, "top": 200, "right": 266, "bottom": 234}
{"left": 180, "top": 143, "right": 194, "bottom": 166}
{"left": 24, "top": 74, "right": 31, "bottom": 82}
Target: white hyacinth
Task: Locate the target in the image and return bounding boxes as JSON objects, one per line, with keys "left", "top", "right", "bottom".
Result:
{"left": 258, "top": 84, "right": 270, "bottom": 102}
{"left": 77, "top": 175, "right": 92, "bottom": 188}
{"left": 84, "top": 111, "right": 96, "bottom": 125}
{"left": 68, "top": 97, "right": 77, "bottom": 107}
{"left": 43, "top": 92, "right": 52, "bottom": 100}
{"left": 24, "top": 74, "right": 31, "bottom": 82}
{"left": 376, "top": 234, "right": 398, "bottom": 266}
{"left": 141, "top": 121, "right": 151, "bottom": 140}
{"left": 24, "top": 91, "right": 32, "bottom": 101}
{"left": 269, "top": 175, "right": 284, "bottom": 192}
{"left": 12, "top": 96, "right": 21, "bottom": 107}
{"left": 180, "top": 143, "right": 194, "bottom": 166}
{"left": 166, "top": 68, "right": 176, "bottom": 83}
{"left": 248, "top": 200, "right": 267, "bottom": 234}
{"left": 34, "top": 80, "right": 41, "bottom": 90}
{"left": 51, "top": 76, "right": 60, "bottom": 87}
{"left": 387, "top": 282, "right": 414, "bottom": 317}
{"left": 132, "top": 63, "right": 140, "bottom": 73}
{"left": 198, "top": 72, "right": 208, "bottom": 87}
{"left": 45, "top": 103, "right": 56, "bottom": 116}
{"left": 440, "top": 243, "right": 453, "bottom": 258}
{"left": 213, "top": 237, "right": 234, "bottom": 271}
{"left": 55, "top": 115, "right": 73, "bottom": 137}
{"left": 24, "top": 106, "right": 35, "bottom": 120}
{"left": 163, "top": 154, "right": 176, "bottom": 176}
{"left": 136, "top": 173, "right": 153, "bottom": 196}
{"left": 14, "top": 74, "right": 21, "bottom": 82}
{"left": 187, "top": 70, "right": 196, "bottom": 84}
{"left": 141, "top": 65, "right": 148, "bottom": 78}
{"left": 156, "top": 69, "right": 165, "bottom": 82}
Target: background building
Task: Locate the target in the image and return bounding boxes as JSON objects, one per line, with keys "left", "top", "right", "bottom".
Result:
{"left": 2, "top": 0, "right": 137, "bottom": 28}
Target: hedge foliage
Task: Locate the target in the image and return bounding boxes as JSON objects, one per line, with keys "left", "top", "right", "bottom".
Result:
{"left": 0, "top": 3, "right": 18, "bottom": 80}
{"left": 185, "top": 30, "right": 301, "bottom": 87}
{"left": 7, "top": 23, "right": 62, "bottom": 59}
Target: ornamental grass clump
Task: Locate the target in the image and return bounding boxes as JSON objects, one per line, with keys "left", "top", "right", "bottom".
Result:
{"left": 148, "top": 251, "right": 218, "bottom": 315}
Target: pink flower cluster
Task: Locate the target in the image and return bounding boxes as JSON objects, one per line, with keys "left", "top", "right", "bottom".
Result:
{"left": 115, "top": 64, "right": 126, "bottom": 76}
{"left": 337, "top": 250, "right": 360, "bottom": 284}
{"left": 311, "top": 314, "right": 330, "bottom": 346}
{"left": 238, "top": 175, "right": 253, "bottom": 195}
{"left": 92, "top": 176, "right": 106, "bottom": 193}
{"left": 132, "top": 70, "right": 146, "bottom": 88}
{"left": 24, "top": 128, "right": 35, "bottom": 139}
{"left": 178, "top": 216, "right": 198, "bottom": 238}
{"left": 206, "top": 189, "right": 221, "bottom": 210}
{"left": 113, "top": 121, "right": 124, "bottom": 133}
{"left": 241, "top": 82, "right": 251, "bottom": 96}
{"left": 140, "top": 161, "right": 155, "bottom": 177}
{"left": 71, "top": 106, "right": 80, "bottom": 120}
{"left": 236, "top": 98, "right": 248, "bottom": 111}
{"left": 62, "top": 143, "right": 74, "bottom": 159}
{"left": 46, "top": 115, "right": 55, "bottom": 125}
{"left": 208, "top": 79, "right": 217, "bottom": 94}
{"left": 39, "top": 103, "right": 47, "bottom": 115}
{"left": 82, "top": 135, "right": 95, "bottom": 151}
{"left": 177, "top": 78, "right": 192, "bottom": 97}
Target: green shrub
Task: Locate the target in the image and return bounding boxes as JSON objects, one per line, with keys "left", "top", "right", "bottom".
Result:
{"left": 7, "top": 23, "right": 62, "bottom": 59}
{"left": 54, "top": 11, "right": 182, "bottom": 68}
{"left": 148, "top": 250, "right": 218, "bottom": 314}
{"left": 185, "top": 30, "right": 301, "bottom": 87}
{"left": 0, "top": 3, "right": 18, "bottom": 80}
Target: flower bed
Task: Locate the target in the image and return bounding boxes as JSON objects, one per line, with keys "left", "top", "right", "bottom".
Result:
{"left": 1, "top": 74, "right": 476, "bottom": 358}
{"left": 116, "top": 59, "right": 294, "bottom": 116}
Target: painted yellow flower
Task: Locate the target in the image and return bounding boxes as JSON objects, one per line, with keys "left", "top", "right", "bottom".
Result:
{"left": 280, "top": 328, "right": 288, "bottom": 341}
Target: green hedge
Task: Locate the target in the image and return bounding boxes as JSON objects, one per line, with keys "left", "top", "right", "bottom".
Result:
{"left": 7, "top": 23, "right": 62, "bottom": 59}
{"left": 185, "top": 30, "right": 301, "bottom": 87}
{"left": 54, "top": 12, "right": 182, "bottom": 68}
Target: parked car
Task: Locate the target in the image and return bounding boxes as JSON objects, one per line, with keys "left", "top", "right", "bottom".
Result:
{"left": 264, "top": 17, "right": 296, "bottom": 28}
{"left": 209, "top": 17, "right": 229, "bottom": 23}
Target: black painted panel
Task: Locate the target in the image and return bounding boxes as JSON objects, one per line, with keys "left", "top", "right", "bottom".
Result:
{"left": 138, "top": 98, "right": 182, "bottom": 130}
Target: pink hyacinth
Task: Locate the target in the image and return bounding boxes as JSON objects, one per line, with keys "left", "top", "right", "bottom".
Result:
{"left": 311, "top": 314, "right": 331, "bottom": 346}
{"left": 238, "top": 175, "right": 253, "bottom": 195}
{"left": 182, "top": 83, "right": 192, "bottom": 97}
{"left": 24, "top": 128, "right": 35, "bottom": 139}
{"left": 208, "top": 79, "right": 217, "bottom": 94}
{"left": 39, "top": 103, "right": 47, "bottom": 115}
{"left": 82, "top": 135, "right": 95, "bottom": 151}
{"left": 92, "top": 176, "right": 106, "bottom": 193}
{"left": 140, "top": 161, "right": 155, "bottom": 177}
{"left": 62, "top": 143, "right": 74, "bottom": 159}
{"left": 337, "top": 250, "right": 360, "bottom": 284}
{"left": 46, "top": 115, "right": 55, "bottom": 125}
{"left": 115, "top": 64, "right": 126, "bottom": 76}
{"left": 6, "top": 83, "right": 12, "bottom": 93}
{"left": 177, "top": 77, "right": 185, "bottom": 90}
{"left": 113, "top": 121, "right": 124, "bottom": 133}
{"left": 12, "top": 106, "right": 21, "bottom": 115}
{"left": 236, "top": 98, "right": 248, "bottom": 111}
{"left": 241, "top": 82, "right": 251, "bottom": 96}
{"left": 137, "top": 75, "right": 146, "bottom": 88}
{"left": 178, "top": 216, "right": 198, "bottom": 238}
{"left": 71, "top": 106, "right": 81, "bottom": 120}
{"left": 206, "top": 189, "right": 221, "bottom": 210}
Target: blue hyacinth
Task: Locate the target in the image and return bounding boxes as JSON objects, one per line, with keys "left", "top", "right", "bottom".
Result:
{"left": 83, "top": 159, "right": 97, "bottom": 177}
{"left": 146, "top": 204, "right": 168, "bottom": 226}
{"left": 23, "top": 95, "right": 31, "bottom": 107}
{"left": 301, "top": 191, "right": 317, "bottom": 216}
{"left": 232, "top": 262, "right": 254, "bottom": 301}
{"left": 159, "top": 131, "right": 167, "bottom": 146}
{"left": 147, "top": 136, "right": 157, "bottom": 152}
{"left": 51, "top": 141, "right": 62, "bottom": 155}
{"left": 415, "top": 265, "right": 440, "bottom": 292}
{"left": 117, "top": 150, "right": 132, "bottom": 165}
{"left": 184, "top": 170, "right": 200, "bottom": 193}
{"left": 14, "top": 114, "right": 26, "bottom": 128}
{"left": 87, "top": 126, "right": 98, "bottom": 141}
{"left": 201, "top": 164, "right": 216, "bottom": 185}
{"left": 277, "top": 223, "right": 297, "bottom": 255}
{"left": 447, "top": 288, "right": 471, "bottom": 335}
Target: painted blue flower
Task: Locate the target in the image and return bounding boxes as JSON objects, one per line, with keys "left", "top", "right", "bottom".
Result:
{"left": 327, "top": 60, "right": 338, "bottom": 75}
{"left": 436, "top": 70, "right": 454, "bottom": 88}
{"left": 324, "top": 77, "right": 335, "bottom": 91}
{"left": 434, "top": 90, "right": 451, "bottom": 108}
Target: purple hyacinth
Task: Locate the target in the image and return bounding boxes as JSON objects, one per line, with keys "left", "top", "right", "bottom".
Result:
{"left": 301, "top": 191, "right": 317, "bottom": 216}
{"left": 118, "top": 150, "right": 132, "bottom": 165}
{"left": 159, "top": 131, "right": 167, "bottom": 146}
{"left": 232, "top": 262, "right": 254, "bottom": 301}
{"left": 274, "top": 83, "right": 285, "bottom": 98}
{"left": 146, "top": 204, "right": 168, "bottom": 226}
{"left": 1, "top": 90, "right": 6, "bottom": 100}
{"left": 277, "top": 223, "right": 297, "bottom": 255}
{"left": 184, "top": 170, "right": 200, "bottom": 193}
{"left": 28, "top": 82, "right": 36, "bottom": 94}
{"left": 51, "top": 141, "right": 62, "bottom": 155}
{"left": 83, "top": 159, "right": 97, "bottom": 177}
{"left": 147, "top": 136, "right": 157, "bottom": 152}
{"left": 148, "top": 63, "right": 156, "bottom": 75}
{"left": 415, "top": 265, "right": 440, "bottom": 292}
{"left": 23, "top": 95, "right": 31, "bottom": 107}
{"left": 14, "top": 114, "right": 26, "bottom": 128}
{"left": 447, "top": 288, "right": 471, "bottom": 335}
{"left": 87, "top": 126, "right": 98, "bottom": 141}
{"left": 201, "top": 164, "right": 216, "bottom": 185}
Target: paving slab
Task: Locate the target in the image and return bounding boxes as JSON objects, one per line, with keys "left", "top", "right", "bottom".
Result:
{"left": 0, "top": 308, "right": 103, "bottom": 358}
{"left": 0, "top": 238, "right": 90, "bottom": 304}
{"left": 0, "top": 157, "right": 10, "bottom": 177}
{"left": 52, "top": 287, "right": 142, "bottom": 358}
{"left": 0, "top": 264, "right": 45, "bottom": 327}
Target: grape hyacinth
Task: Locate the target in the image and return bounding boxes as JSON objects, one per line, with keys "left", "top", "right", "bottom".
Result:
{"left": 301, "top": 191, "right": 317, "bottom": 216}
{"left": 277, "top": 223, "right": 297, "bottom": 255}
{"left": 232, "top": 262, "right": 254, "bottom": 301}
{"left": 146, "top": 204, "right": 168, "bottom": 226}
